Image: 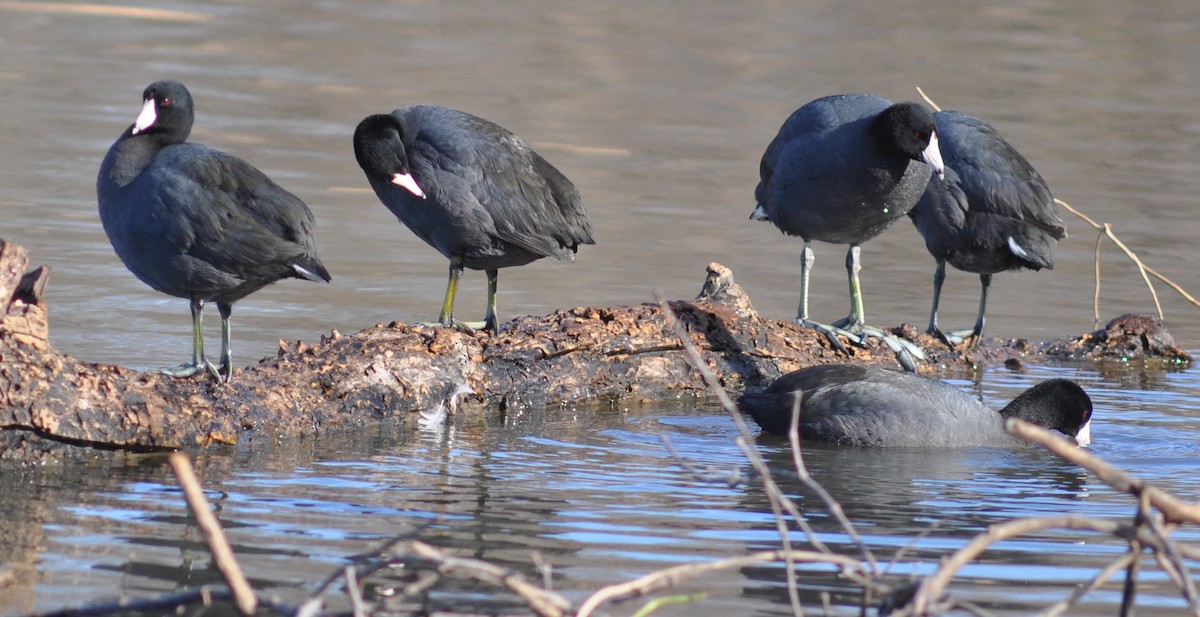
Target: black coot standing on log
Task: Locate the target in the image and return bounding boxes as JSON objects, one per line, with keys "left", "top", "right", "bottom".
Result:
{"left": 97, "top": 80, "right": 331, "bottom": 383}
{"left": 909, "top": 110, "right": 1065, "bottom": 347}
{"left": 352, "top": 106, "right": 594, "bottom": 332}
{"left": 752, "top": 94, "right": 945, "bottom": 371}
{"left": 737, "top": 364, "right": 1093, "bottom": 447}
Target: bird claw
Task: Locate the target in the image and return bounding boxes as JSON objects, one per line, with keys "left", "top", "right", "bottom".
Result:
{"left": 800, "top": 319, "right": 925, "bottom": 372}
{"left": 929, "top": 326, "right": 982, "bottom": 350}
{"left": 420, "top": 318, "right": 489, "bottom": 335}
{"left": 159, "top": 360, "right": 222, "bottom": 381}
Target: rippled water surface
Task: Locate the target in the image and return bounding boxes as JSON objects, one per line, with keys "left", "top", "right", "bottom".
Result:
{"left": 2, "top": 1, "right": 1200, "bottom": 615}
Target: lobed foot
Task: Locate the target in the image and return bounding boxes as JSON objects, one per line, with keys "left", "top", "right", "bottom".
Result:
{"left": 159, "top": 360, "right": 222, "bottom": 381}
{"left": 419, "top": 318, "right": 491, "bottom": 334}
{"left": 930, "top": 326, "right": 982, "bottom": 350}
{"left": 801, "top": 319, "right": 926, "bottom": 373}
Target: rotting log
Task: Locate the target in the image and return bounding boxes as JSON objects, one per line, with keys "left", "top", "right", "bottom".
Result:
{"left": 0, "top": 239, "right": 1190, "bottom": 462}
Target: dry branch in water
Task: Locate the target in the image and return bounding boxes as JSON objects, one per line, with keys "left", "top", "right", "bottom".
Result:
{"left": 168, "top": 453, "right": 258, "bottom": 616}
{"left": 72, "top": 382, "right": 1200, "bottom": 617}
{"left": 898, "top": 419, "right": 1200, "bottom": 616}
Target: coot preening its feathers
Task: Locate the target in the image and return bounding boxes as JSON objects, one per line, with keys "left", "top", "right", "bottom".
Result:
{"left": 737, "top": 364, "right": 1093, "bottom": 448}
{"left": 752, "top": 94, "right": 944, "bottom": 371}
{"left": 97, "top": 80, "right": 331, "bottom": 382}
{"left": 909, "top": 110, "right": 1065, "bottom": 347}
{"left": 353, "top": 106, "right": 594, "bottom": 332}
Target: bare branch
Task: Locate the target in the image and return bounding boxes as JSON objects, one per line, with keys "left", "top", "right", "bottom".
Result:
{"left": 576, "top": 549, "right": 862, "bottom": 617}
{"left": 1036, "top": 553, "right": 1135, "bottom": 617}
{"left": 910, "top": 515, "right": 1129, "bottom": 614}
{"left": 1006, "top": 419, "right": 1200, "bottom": 524}
{"left": 168, "top": 452, "right": 258, "bottom": 616}
{"left": 403, "top": 540, "right": 571, "bottom": 617}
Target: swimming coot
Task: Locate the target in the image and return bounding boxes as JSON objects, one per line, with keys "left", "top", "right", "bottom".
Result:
{"left": 97, "top": 80, "right": 331, "bottom": 382}
{"left": 352, "top": 106, "right": 594, "bottom": 332}
{"left": 737, "top": 364, "right": 1092, "bottom": 447}
{"left": 909, "top": 110, "right": 1065, "bottom": 347}
{"left": 752, "top": 94, "right": 944, "bottom": 371}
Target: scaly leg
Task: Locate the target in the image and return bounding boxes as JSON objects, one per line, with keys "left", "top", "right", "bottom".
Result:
{"left": 424, "top": 256, "right": 488, "bottom": 333}
{"left": 825, "top": 245, "right": 925, "bottom": 372}
{"left": 483, "top": 269, "right": 500, "bottom": 332}
{"left": 159, "top": 297, "right": 220, "bottom": 380}
{"left": 216, "top": 302, "right": 233, "bottom": 383}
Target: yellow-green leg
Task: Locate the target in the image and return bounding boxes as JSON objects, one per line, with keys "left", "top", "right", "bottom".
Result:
{"left": 799, "top": 244, "right": 926, "bottom": 372}
{"left": 160, "top": 297, "right": 220, "bottom": 380}
{"left": 428, "top": 256, "right": 491, "bottom": 333}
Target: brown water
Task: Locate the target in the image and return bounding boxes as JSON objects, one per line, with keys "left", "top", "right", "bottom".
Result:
{"left": 2, "top": 2, "right": 1200, "bottom": 615}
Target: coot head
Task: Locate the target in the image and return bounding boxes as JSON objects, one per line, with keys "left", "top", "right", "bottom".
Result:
{"left": 353, "top": 113, "right": 425, "bottom": 198}
{"left": 871, "top": 102, "right": 944, "bottom": 178}
{"left": 132, "top": 80, "right": 193, "bottom": 143}
{"left": 1000, "top": 378, "right": 1094, "bottom": 445}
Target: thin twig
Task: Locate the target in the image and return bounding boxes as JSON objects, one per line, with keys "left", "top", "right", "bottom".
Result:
{"left": 1036, "top": 553, "right": 1136, "bottom": 617}
{"left": 883, "top": 521, "right": 941, "bottom": 578}
{"left": 909, "top": 515, "right": 1129, "bottom": 614}
{"left": 916, "top": 86, "right": 942, "bottom": 112}
{"left": 1056, "top": 198, "right": 1198, "bottom": 306}
{"left": 168, "top": 452, "right": 258, "bottom": 616}
{"left": 1006, "top": 419, "right": 1200, "bottom": 524}
{"left": 1119, "top": 494, "right": 1146, "bottom": 617}
{"left": 531, "top": 551, "right": 554, "bottom": 591}
{"left": 659, "top": 434, "right": 745, "bottom": 487}
{"left": 403, "top": 540, "right": 571, "bottom": 617}
{"left": 576, "top": 549, "right": 863, "bottom": 617}
{"left": 1091, "top": 231, "right": 1104, "bottom": 324}
{"left": 787, "top": 392, "right": 879, "bottom": 576}
{"left": 655, "top": 296, "right": 896, "bottom": 613}
{"left": 345, "top": 566, "right": 367, "bottom": 617}
{"left": 1105, "top": 223, "right": 1163, "bottom": 318}
{"left": 1056, "top": 196, "right": 1192, "bottom": 319}
{"left": 654, "top": 296, "right": 810, "bottom": 616}
{"left": 1142, "top": 513, "right": 1200, "bottom": 615}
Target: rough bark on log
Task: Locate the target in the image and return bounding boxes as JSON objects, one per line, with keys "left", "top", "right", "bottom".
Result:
{"left": 0, "top": 239, "right": 1190, "bottom": 462}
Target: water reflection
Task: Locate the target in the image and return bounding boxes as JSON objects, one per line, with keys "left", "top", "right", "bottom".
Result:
{"left": 2, "top": 375, "right": 1200, "bottom": 615}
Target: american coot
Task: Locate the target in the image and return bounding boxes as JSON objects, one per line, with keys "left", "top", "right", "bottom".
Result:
{"left": 737, "top": 364, "right": 1093, "bottom": 447}
{"left": 97, "top": 80, "right": 331, "bottom": 383}
{"left": 752, "top": 94, "right": 945, "bottom": 371}
{"left": 352, "top": 106, "right": 594, "bottom": 332}
{"left": 909, "top": 110, "right": 1065, "bottom": 347}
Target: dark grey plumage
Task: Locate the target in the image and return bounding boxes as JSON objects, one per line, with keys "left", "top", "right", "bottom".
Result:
{"left": 751, "top": 94, "right": 944, "bottom": 370}
{"left": 909, "top": 110, "right": 1064, "bottom": 346}
{"left": 352, "top": 105, "right": 593, "bottom": 331}
{"left": 737, "top": 365, "right": 1093, "bottom": 448}
{"left": 97, "top": 80, "right": 330, "bottom": 382}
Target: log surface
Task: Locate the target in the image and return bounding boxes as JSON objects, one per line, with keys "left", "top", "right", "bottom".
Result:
{"left": 0, "top": 239, "right": 1189, "bottom": 462}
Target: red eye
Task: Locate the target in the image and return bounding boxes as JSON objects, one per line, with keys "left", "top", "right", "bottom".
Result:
{"left": 162, "top": 98, "right": 172, "bottom": 106}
